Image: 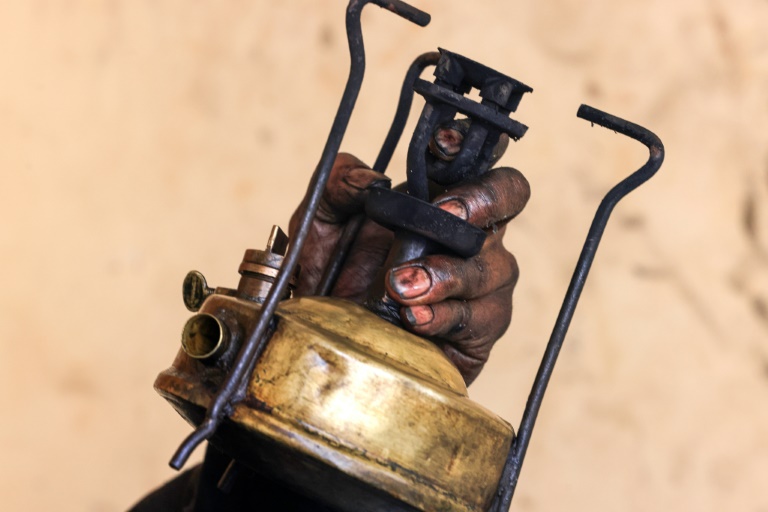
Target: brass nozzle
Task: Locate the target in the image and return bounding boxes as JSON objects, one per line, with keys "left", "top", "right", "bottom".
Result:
{"left": 181, "top": 313, "right": 229, "bottom": 359}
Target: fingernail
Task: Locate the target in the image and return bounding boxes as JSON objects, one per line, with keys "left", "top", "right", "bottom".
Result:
{"left": 343, "top": 167, "right": 390, "bottom": 191}
{"left": 435, "top": 199, "right": 468, "bottom": 220}
{"left": 429, "top": 127, "right": 464, "bottom": 161}
{"left": 390, "top": 265, "right": 431, "bottom": 299}
{"left": 405, "top": 305, "right": 434, "bottom": 326}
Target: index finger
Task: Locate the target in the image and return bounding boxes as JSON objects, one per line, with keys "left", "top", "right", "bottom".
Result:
{"left": 432, "top": 167, "right": 530, "bottom": 229}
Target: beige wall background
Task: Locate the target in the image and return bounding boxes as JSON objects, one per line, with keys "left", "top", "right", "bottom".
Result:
{"left": 1, "top": 1, "right": 767, "bottom": 510}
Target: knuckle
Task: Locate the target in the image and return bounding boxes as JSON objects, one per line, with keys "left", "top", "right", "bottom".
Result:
{"left": 488, "top": 166, "right": 531, "bottom": 222}
{"left": 426, "top": 256, "right": 463, "bottom": 297}
{"left": 504, "top": 251, "right": 520, "bottom": 288}
{"left": 496, "top": 302, "right": 513, "bottom": 336}
{"left": 469, "top": 255, "right": 492, "bottom": 294}
{"left": 472, "top": 180, "right": 501, "bottom": 228}
{"left": 441, "top": 344, "right": 486, "bottom": 385}
{"left": 494, "top": 292, "right": 513, "bottom": 336}
{"left": 447, "top": 300, "right": 472, "bottom": 336}
{"left": 493, "top": 165, "right": 529, "bottom": 193}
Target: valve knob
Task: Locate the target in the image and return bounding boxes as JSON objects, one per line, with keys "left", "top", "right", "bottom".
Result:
{"left": 182, "top": 270, "right": 214, "bottom": 312}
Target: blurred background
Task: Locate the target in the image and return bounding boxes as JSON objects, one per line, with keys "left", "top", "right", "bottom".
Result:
{"left": 1, "top": 0, "right": 767, "bottom": 510}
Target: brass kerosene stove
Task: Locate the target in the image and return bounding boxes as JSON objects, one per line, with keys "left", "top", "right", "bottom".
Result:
{"left": 154, "top": 1, "right": 664, "bottom": 511}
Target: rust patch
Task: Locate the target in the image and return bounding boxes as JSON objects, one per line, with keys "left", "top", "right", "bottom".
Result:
{"left": 241, "top": 395, "right": 274, "bottom": 414}
{"left": 445, "top": 445, "right": 461, "bottom": 473}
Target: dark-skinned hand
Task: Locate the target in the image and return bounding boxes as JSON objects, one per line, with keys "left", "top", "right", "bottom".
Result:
{"left": 289, "top": 137, "right": 530, "bottom": 385}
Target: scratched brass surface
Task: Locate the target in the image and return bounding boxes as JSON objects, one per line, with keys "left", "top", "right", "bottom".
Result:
{"left": 156, "top": 295, "right": 514, "bottom": 511}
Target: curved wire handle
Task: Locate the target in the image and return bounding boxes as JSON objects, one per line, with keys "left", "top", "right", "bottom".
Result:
{"left": 491, "top": 104, "right": 665, "bottom": 511}
{"left": 168, "top": 0, "right": 430, "bottom": 471}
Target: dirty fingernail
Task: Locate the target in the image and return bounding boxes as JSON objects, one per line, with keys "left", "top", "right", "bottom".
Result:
{"left": 405, "top": 305, "right": 434, "bottom": 326}
{"left": 436, "top": 199, "right": 468, "bottom": 220}
{"left": 343, "top": 167, "right": 390, "bottom": 190}
{"left": 429, "top": 127, "right": 464, "bottom": 161}
{"left": 390, "top": 265, "right": 431, "bottom": 299}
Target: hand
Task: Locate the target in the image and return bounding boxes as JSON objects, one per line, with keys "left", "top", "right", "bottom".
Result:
{"left": 289, "top": 149, "right": 530, "bottom": 385}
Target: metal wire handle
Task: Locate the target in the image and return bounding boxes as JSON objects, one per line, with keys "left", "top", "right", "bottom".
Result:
{"left": 491, "top": 104, "right": 665, "bottom": 511}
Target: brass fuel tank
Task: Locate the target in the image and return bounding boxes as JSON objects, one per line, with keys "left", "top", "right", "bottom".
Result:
{"left": 156, "top": 230, "right": 513, "bottom": 511}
